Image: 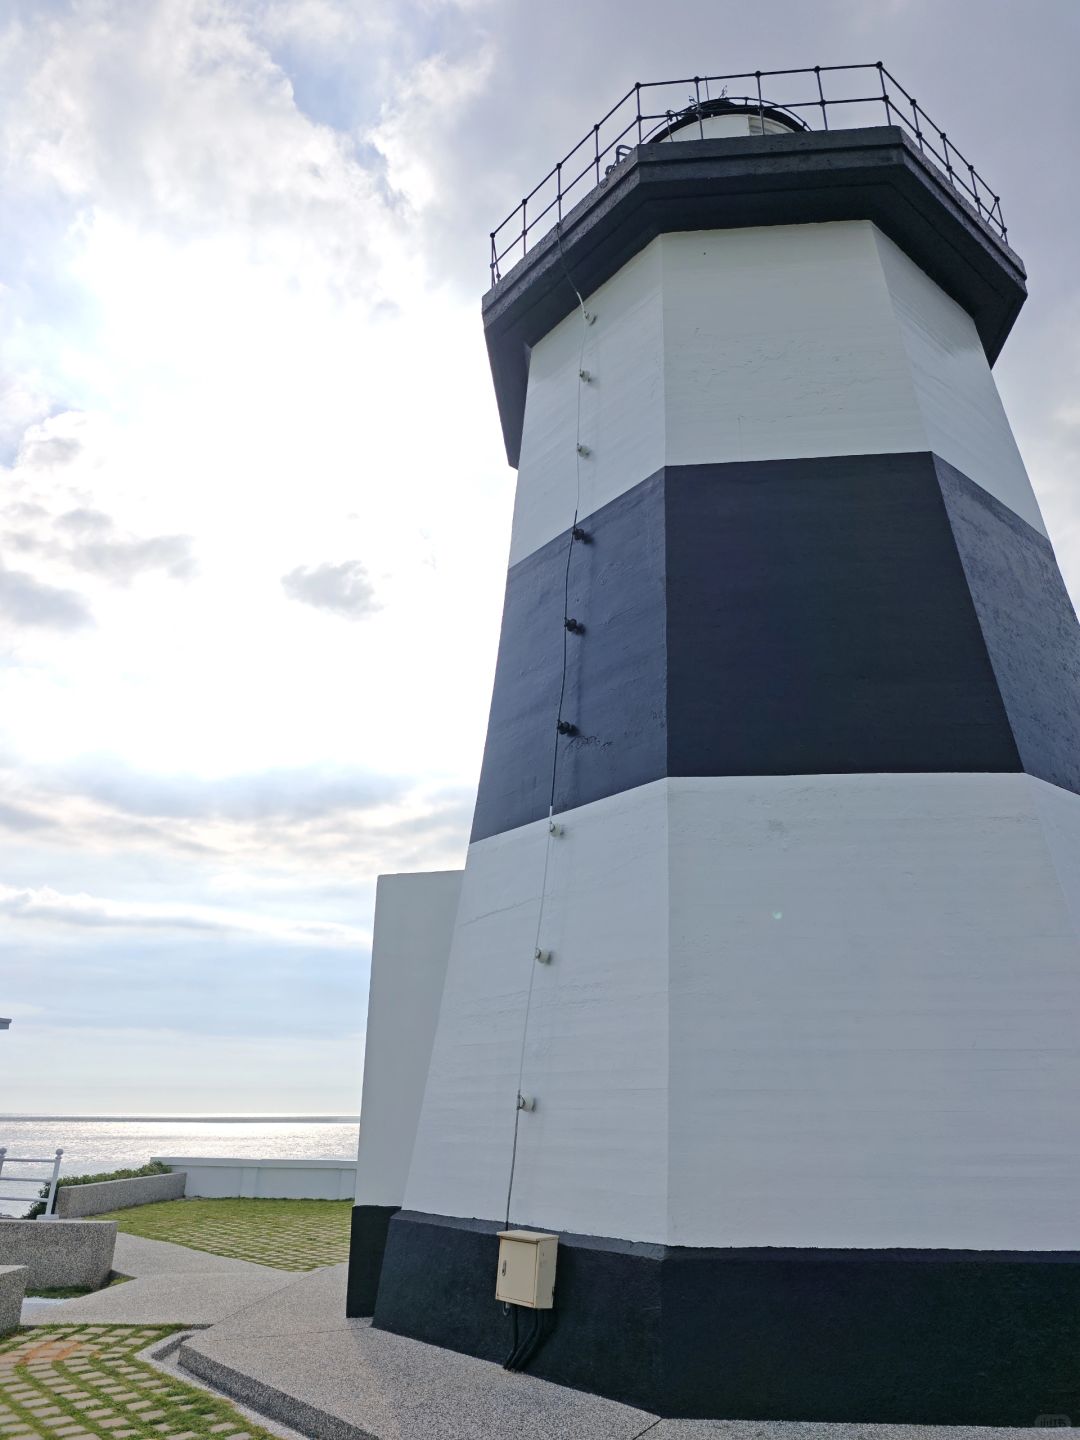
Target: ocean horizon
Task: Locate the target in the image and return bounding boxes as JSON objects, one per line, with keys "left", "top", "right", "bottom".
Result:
{"left": 0, "top": 1114, "right": 360, "bottom": 1215}
{"left": 1, "top": 1114, "right": 360, "bottom": 1123}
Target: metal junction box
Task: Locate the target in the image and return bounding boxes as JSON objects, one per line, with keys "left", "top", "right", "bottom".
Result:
{"left": 495, "top": 1229, "right": 558, "bottom": 1308}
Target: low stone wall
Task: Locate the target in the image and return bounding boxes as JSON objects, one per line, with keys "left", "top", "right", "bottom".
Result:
{"left": 153, "top": 1157, "right": 356, "bottom": 1200}
{"left": 0, "top": 1220, "right": 117, "bottom": 1290}
{"left": 0, "top": 1265, "right": 27, "bottom": 1335}
{"left": 56, "top": 1169, "right": 186, "bottom": 1218}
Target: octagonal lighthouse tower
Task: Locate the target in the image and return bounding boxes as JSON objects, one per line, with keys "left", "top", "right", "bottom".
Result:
{"left": 348, "top": 72, "right": 1080, "bottom": 1424}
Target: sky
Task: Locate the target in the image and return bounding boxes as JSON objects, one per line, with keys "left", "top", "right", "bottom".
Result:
{"left": 1, "top": 0, "right": 1079, "bottom": 1114}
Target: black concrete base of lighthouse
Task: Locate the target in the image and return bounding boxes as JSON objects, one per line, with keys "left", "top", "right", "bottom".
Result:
{"left": 356, "top": 1209, "right": 1080, "bottom": 1425}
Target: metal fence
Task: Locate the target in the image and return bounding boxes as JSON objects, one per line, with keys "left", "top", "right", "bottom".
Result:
{"left": 489, "top": 63, "right": 1007, "bottom": 284}
{"left": 0, "top": 1145, "right": 63, "bottom": 1219}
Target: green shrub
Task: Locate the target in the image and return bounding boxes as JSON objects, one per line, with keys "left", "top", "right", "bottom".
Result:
{"left": 23, "top": 1160, "right": 171, "bottom": 1219}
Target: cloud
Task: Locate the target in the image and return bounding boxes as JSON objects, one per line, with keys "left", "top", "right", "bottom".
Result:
{"left": 0, "top": 755, "right": 472, "bottom": 880}
{"left": 67, "top": 529, "right": 197, "bottom": 584}
{"left": 0, "top": 563, "right": 93, "bottom": 630}
{"left": 0, "top": 880, "right": 368, "bottom": 947}
{"left": 0, "top": 799, "right": 55, "bottom": 832}
{"left": 62, "top": 760, "right": 401, "bottom": 823}
{"left": 281, "top": 558, "right": 379, "bottom": 619}
{"left": 1, "top": 423, "right": 199, "bottom": 587}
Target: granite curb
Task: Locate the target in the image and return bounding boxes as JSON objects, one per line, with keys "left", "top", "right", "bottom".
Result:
{"left": 56, "top": 1169, "right": 186, "bottom": 1217}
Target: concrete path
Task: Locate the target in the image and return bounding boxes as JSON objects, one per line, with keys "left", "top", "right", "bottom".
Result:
{"left": 176, "top": 1264, "right": 1080, "bottom": 1440}
{"left": 21, "top": 1231, "right": 294, "bottom": 1326}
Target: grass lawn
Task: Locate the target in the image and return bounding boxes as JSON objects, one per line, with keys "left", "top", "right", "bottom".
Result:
{"left": 0, "top": 1324, "right": 278, "bottom": 1440}
{"left": 93, "top": 1197, "right": 351, "bottom": 1272}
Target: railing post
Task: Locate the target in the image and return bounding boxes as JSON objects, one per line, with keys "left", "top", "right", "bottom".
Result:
{"left": 755, "top": 70, "right": 764, "bottom": 127}
{"left": 0, "top": 1147, "right": 6, "bottom": 1186}
{"left": 490, "top": 232, "right": 498, "bottom": 285}
{"left": 815, "top": 66, "right": 827, "bottom": 130}
{"left": 968, "top": 163, "right": 982, "bottom": 218}
{"left": 594, "top": 124, "right": 600, "bottom": 185}
{"left": 556, "top": 161, "right": 563, "bottom": 222}
{"left": 635, "top": 82, "right": 643, "bottom": 145}
{"left": 694, "top": 76, "right": 704, "bottom": 138}
{"left": 877, "top": 62, "right": 893, "bottom": 127}
{"left": 911, "top": 95, "right": 924, "bottom": 152}
{"left": 43, "top": 1148, "right": 63, "bottom": 1221}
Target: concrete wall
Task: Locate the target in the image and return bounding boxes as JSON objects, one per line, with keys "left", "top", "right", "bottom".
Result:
{"left": 355, "top": 870, "right": 463, "bottom": 1207}
{"left": 56, "top": 1169, "right": 186, "bottom": 1218}
{"left": 153, "top": 1158, "right": 356, "bottom": 1200}
{"left": 0, "top": 1220, "right": 116, "bottom": 1289}
{"left": 0, "top": 1266, "right": 27, "bottom": 1335}
{"left": 509, "top": 220, "right": 1044, "bottom": 564}
{"left": 404, "top": 773, "right": 1080, "bottom": 1250}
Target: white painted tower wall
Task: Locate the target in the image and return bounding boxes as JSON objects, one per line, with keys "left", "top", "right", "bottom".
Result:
{"left": 401, "top": 219, "right": 1080, "bottom": 1254}
{"left": 509, "top": 220, "right": 1043, "bottom": 566}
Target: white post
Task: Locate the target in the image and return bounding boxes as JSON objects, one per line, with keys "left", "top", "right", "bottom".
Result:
{"left": 43, "top": 1148, "right": 63, "bottom": 1221}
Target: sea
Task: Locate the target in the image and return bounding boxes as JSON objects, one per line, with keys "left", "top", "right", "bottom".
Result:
{"left": 0, "top": 1115, "right": 360, "bottom": 1216}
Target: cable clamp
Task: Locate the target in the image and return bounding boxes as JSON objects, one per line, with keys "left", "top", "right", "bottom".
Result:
{"left": 571, "top": 526, "right": 591, "bottom": 543}
{"left": 556, "top": 720, "right": 578, "bottom": 736}
{"left": 564, "top": 617, "right": 585, "bottom": 634}
{"left": 517, "top": 1093, "right": 535, "bottom": 1112}
{"left": 576, "top": 443, "right": 591, "bottom": 457}
{"left": 579, "top": 369, "right": 593, "bottom": 383}
{"left": 535, "top": 948, "right": 552, "bottom": 965}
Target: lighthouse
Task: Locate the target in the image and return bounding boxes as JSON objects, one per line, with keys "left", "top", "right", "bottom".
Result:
{"left": 348, "top": 67, "right": 1080, "bottom": 1424}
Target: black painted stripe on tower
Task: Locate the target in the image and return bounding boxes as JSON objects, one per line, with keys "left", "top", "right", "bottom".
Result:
{"left": 345, "top": 1203, "right": 400, "bottom": 1317}
{"left": 373, "top": 1208, "right": 1080, "bottom": 1424}
{"left": 470, "top": 471, "right": 668, "bottom": 842}
{"left": 936, "top": 456, "right": 1080, "bottom": 798}
{"left": 469, "top": 452, "right": 1076, "bottom": 843}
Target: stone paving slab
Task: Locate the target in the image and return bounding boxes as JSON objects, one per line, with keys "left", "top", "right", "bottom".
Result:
{"left": 182, "top": 1266, "right": 350, "bottom": 1341}
{"left": 22, "top": 1272, "right": 293, "bottom": 1328}
{"left": 109, "top": 1237, "right": 284, "bottom": 1281}
{"left": 177, "top": 1265, "right": 1080, "bottom": 1440}
{"left": 181, "top": 1322, "right": 655, "bottom": 1440}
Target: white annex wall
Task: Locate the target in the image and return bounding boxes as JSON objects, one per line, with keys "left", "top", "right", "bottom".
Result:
{"left": 154, "top": 1157, "right": 357, "bottom": 1200}
{"left": 354, "top": 869, "right": 463, "bottom": 1208}
{"left": 508, "top": 220, "right": 1044, "bottom": 565}
{"left": 404, "top": 775, "right": 1080, "bottom": 1250}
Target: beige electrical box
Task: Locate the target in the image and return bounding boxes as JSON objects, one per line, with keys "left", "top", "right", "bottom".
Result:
{"left": 495, "top": 1229, "right": 558, "bottom": 1309}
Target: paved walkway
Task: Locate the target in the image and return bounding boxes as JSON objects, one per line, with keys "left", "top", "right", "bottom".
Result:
{"left": 176, "top": 1263, "right": 1080, "bottom": 1440}
{"left": 17, "top": 1237, "right": 1080, "bottom": 1440}
{"left": 21, "top": 1235, "right": 293, "bottom": 1328}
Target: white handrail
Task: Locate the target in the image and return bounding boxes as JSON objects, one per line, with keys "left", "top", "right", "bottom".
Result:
{"left": 0, "top": 1146, "right": 64, "bottom": 1218}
